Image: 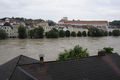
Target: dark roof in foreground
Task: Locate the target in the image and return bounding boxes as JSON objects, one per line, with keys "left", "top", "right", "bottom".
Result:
{"left": 10, "top": 53, "right": 120, "bottom": 80}
{"left": 0, "top": 55, "right": 39, "bottom": 80}
{"left": 1, "top": 53, "right": 120, "bottom": 80}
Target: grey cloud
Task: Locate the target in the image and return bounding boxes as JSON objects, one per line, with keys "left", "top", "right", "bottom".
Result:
{"left": 0, "top": 0, "right": 120, "bottom": 21}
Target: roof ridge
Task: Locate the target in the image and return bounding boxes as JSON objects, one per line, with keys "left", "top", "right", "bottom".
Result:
{"left": 8, "top": 55, "right": 23, "bottom": 80}
{"left": 19, "top": 53, "right": 119, "bottom": 66}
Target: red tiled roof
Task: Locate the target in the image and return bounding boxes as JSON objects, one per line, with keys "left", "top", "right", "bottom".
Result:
{"left": 64, "top": 20, "right": 108, "bottom": 24}
{"left": 59, "top": 19, "right": 66, "bottom": 22}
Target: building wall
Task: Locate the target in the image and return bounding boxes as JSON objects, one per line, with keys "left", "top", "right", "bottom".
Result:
{"left": 1, "top": 26, "right": 18, "bottom": 38}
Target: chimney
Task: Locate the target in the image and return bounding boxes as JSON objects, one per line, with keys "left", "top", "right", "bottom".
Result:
{"left": 98, "top": 49, "right": 106, "bottom": 56}
{"left": 39, "top": 54, "right": 44, "bottom": 64}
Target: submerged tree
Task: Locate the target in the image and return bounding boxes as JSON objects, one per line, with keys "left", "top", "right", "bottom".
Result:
{"left": 88, "top": 27, "right": 107, "bottom": 37}
{"left": 0, "top": 29, "right": 8, "bottom": 39}
{"left": 59, "top": 30, "right": 65, "bottom": 37}
{"left": 34, "top": 26, "right": 44, "bottom": 38}
{"left": 28, "top": 26, "right": 44, "bottom": 38}
{"left": 112, "top": 30, "right": 120, "bottom": 36}
{"left": 46, "top": 28, "right": 59, "bottom": 38}
{"left": 18, "top": 25, "right": 27, "bottom": 39}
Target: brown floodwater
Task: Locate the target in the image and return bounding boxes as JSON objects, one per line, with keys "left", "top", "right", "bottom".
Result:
{"left": 0, "top": 37, "right": 120, "bottom": 65}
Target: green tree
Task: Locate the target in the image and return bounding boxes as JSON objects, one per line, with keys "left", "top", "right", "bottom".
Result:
{"left": 28, "top": 26, "right": 44, "bottom": 38}
{"left": 77, "top": 31, "right": 82, "bottom": 37}
{"left": 112, "top": 30, "right": 120, "bottom": 36}
{"left": 59, "top": 30, "right": 65, "bottom": 37}
{"left": 104, "top": 31, "right": 108, "bottom": 36}
{"left": 46, "top": 28, "right": 59, "bottom": 38}
{"left": 58, "top": 45, "right": 89, "bottom": 61}
{"left": 46, "top": 20, "right": 56, "bottom": 26}
{"left": 71, "top": 31, "right": 76, "bottom": 37}
{"left": 34, "top": 26, "right": 44, "bottom": 38}
{"left": 28, "top": 29, "right": 34, "bottom": 38}
{"left": 18, "top": 25, "right": 27, "bottom": 39}
{"left": 103, "top": 47, "right": 114, "bottom": 54}
{"left": 65, "top": 30, "right": 70, "bottom": 37}
{"left": 88, "top": 27, "right": 105, "bottom": 37}
{"left": 0, "top": 29, "right": 8, "bottom": 39}
{"left": 82, "top": 31, "right": 87, "bottom": 37}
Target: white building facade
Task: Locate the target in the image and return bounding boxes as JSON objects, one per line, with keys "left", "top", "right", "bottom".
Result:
{"left": 59, "top": 17, "right": 109, "bottom": 30}
{"left": 0, "top": 24, "right": 19, "bottom": 38}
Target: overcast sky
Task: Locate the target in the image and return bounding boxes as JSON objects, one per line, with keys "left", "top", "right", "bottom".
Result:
{"left": 0, "top": 0, "right": 120, "bottom": 22}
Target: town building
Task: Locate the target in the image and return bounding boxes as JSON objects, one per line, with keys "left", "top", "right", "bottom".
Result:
{"left": 0, "top": 22, "right": 19, "bottom": 38}
{"left": 58, "top": 17, "right": 109, "bottom": 30}
{"left": 0, "top": 20, "right": 4, "bottom": 26}
{"left": 1, "top": 53, "right": 120, "bottom": 80}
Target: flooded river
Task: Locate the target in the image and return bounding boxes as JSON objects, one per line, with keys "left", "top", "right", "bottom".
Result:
{"left": 0, "top": 37, "right": 120, "bottom": 65}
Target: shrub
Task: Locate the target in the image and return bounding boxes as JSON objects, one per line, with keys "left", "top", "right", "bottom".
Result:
{"left": 103, "top": 47, "right": 114, "bottom": 54}
{"left": 18, "top": 25, "right": 27, "bottom": 39}
{"left": 46, "top": 28, "right": 59, "bottom": 38}
{"left": 28, "top": 29, "right": 34, "bottom": 38}
{"left": 28, "top": 26, "right": 44, "bottom": 38}
{"left": 59, "top": 30, "right": 65, "bottom": 37}
{"left": 34, "top": 26, "right": 44, "bottom": 38}
{"left": 0, "top": 29, "right": 8, "bottom": 39}
{"left": 104, "top": 31, "right": 108, "bottom": 36}
{"left": 58, "top": 45, "right": 89, "bottom": 61}
{"left": 71, "top": 31, "right": 76, "bottom": 37}
{"left": 88, "top": 27, "right": 107, "bottom": 37}
{"left": 112, "top": 30, "right": 120, "bottom": 36}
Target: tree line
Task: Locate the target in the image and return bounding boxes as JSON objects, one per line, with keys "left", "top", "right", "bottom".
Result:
{"left": 1, "top": 26, "right": 120, "bottom": 39}
{"left": 18, "top": 27, "right": 120, "bottom": 39}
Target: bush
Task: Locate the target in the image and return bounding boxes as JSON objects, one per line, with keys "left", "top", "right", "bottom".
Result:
{"left": 71, "top": 31, "right": 76, "bottom": 37}
{"left": 46, "top": 28, "right": 59, "bottom": 38}
{"left": 104, "top": 31, "right": 108, "bottom": 36}
{"left": 82, "top": 31, "right": 87, "bottom": 37}
{"left": 0, "top": 29, "right": 8, "bottom": 39}
{"left": 34, "top": 26, "right": 44, "bottom": 38}
{"left": 28, "top": 26, "right": 44, "bottom": 38}
{"left": 28, "top": 29, "right": 34, "bottom": 38}
{"left": 59, "top": 30, "right": 65, "bottom": 37}
{"left": 103, "top": 47, "right": 114, "bottom": 54}
{"left": 77, "top": 31, "right": 82, "bottom": 37}
{"left": 88, "top": 27, "right": 107, "bottom": 37}
{"left": 18, "top": 25, "right": 27, "bottom": 39}
{"left": 112, "top": 30, "right": 120, "bottom": 36}
{"left": 65, "top": 30, "right": 70, "bottom": 37}
{"left": 58, "top": 45, "right": 89, "bottom": 61}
